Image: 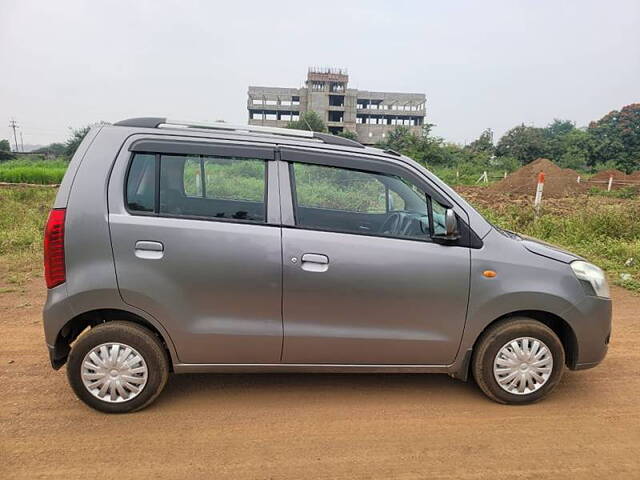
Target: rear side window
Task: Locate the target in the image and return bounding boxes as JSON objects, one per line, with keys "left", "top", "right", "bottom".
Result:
{"left": 126, "top": 154, "right": 156, "bottom": 213}
{"left": 125, "top": 153, "right": 267, "bottom": 223}
{"left": 161, "top": 155, "right": 266, "bottom": 221}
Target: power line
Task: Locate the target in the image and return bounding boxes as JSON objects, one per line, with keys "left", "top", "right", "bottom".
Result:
{"left": 9, "top": 118, "right": 19, "bottom": 152}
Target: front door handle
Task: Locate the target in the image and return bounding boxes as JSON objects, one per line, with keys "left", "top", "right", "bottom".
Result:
{"left": 300, "top": 253, "right": 329, "bottom": 272}
{"left": 135, "top": 241, "right": 164, "bottom": 259}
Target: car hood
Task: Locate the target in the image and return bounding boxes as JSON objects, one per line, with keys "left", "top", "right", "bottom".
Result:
{"left": 519, "top": 235, "right": 582, "bottom": 264}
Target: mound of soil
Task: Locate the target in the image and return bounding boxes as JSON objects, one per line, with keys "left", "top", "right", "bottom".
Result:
{"left": 590, "top": 169, "right": 628, "bottom": 189}
{"left": 488, "top": 158, "right": 586, "bottom": 198}
{"left": 626, "top": 170, "right": 640, "bottom": 181}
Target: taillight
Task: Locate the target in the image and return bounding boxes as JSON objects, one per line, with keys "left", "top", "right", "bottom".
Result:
{"left": 44, "top": 208, "right": 66, "bottom": 288}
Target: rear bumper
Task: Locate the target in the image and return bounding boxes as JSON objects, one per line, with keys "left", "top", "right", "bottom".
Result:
{"left": 562, "top": 295, "right": 612, "bottom": 370}
{"left": 47, "top": 343, "right": 67, "bottom": 370}
{"left": 573, "top": 358, "right": 607, "bottom": 370}
{"left": 42, "top": 283, "right": 74, "bottom": 370}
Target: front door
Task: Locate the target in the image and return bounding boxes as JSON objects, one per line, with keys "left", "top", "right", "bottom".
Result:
{"left": 109, "top": 141, "right": 283, "bottom": 364}
{"left": 280, "top": 153, "right": 471, "bottom": 365}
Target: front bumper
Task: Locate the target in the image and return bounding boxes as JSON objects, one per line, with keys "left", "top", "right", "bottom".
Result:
{"left": 562, "top": 295, "right": 612, "bottom": 370}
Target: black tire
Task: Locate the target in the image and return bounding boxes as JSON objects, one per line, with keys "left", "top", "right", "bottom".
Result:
{"left": 67, "top": 321, "right": 169, "bottom": 413}
{"left": 471, "top": 317, "right": 565, "bottom": 405}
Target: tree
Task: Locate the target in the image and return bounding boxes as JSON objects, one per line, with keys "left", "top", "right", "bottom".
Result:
{"left": 64, "top": 122, "right": 109, "bottom": 157}
{"left": 495, "top": 124, "right": 548, "bottom": 164}
{"left": 34, "top": 142, "right": 66, "bottom": 156}
{"left": 286, "top": 111, "right": 327, "bottom": 132}
{"left": 0, "top": 139, "right": 14, "bottom": 161}
{"left": 556, "top": 128, "right": 589, "bottom": 170}
{"left": 543, "top": 119, "right": 576, "bottom": 161}
{"left": 587, "top": 103, "right": 640, "bottom": 173}
{"left": 376, "top": 124, "right": 456, "bottom": 167}
{"left": 380, "top": 126, "right": 414, "bottom": 152}
{"left": 466, "top": 128, "right": 495, "bottom": 155}
{"left": 337, "top": 129, "right": 358, "bottom": 140}
{"left": 65, "top": 126, "right": 92, "bottom": 157}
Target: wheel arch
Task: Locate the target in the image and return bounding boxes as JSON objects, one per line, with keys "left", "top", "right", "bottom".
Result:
{"left": 472, "top": 310, "right": 579, "bottom": 370}
{"left": 51, "top": 308, "right": 177, "bottom": 370}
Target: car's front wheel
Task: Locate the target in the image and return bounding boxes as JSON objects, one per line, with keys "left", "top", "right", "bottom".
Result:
{"left": 67, "top": 321, "right": 169, "bottom": 413}
{"left": 471, "top": 317, "right": 565, "bottom": 404}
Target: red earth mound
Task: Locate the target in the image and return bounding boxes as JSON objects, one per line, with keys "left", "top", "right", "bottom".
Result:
{"left": 590, "top": 169, "right": 628, "bottom": 189}
{"left": 488, "top": 158, "right": 586, "bottom": 198}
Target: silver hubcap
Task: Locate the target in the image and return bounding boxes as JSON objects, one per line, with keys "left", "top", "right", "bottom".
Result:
{"left": 81, "top": 342, "right": 148, "bottom": 403}
{"left": 493, "top": 337, "right": 553, "bottom": 395}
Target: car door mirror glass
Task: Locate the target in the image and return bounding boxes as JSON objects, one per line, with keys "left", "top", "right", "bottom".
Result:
{"left": 433, "top": 207, "right": 460, "bottom": 241}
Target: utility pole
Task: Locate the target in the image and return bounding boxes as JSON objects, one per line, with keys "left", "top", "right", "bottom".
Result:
{"left": 20, "top": 131, "right": 24, "bottom": 152}
{"left": 9, "top": 118, "right": 19, "bottom": 152}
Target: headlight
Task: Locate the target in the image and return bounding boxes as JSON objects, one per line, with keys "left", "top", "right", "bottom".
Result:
{"left": 571, "top": 261, "right": 610, "bottom": 298}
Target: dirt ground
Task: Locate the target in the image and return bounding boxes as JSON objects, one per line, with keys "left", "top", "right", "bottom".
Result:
{"left": 1, "top": 278, "right": 639, "bottom": 479}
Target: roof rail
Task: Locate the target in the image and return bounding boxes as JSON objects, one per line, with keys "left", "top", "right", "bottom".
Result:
{"left": 113, "top": 117, "right": 364, "bottom": 148}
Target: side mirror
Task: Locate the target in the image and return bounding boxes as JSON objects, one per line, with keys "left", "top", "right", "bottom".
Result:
{"left": 445, "top": 209, "right": 458, "bottom": 237}
{"left": 434, "top": 208, "right": 460, "bottom": 242}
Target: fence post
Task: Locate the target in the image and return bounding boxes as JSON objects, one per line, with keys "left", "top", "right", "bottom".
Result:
{"left": 483, "top": 171, "right": 488, "bottom": 183}
{"left": 607, "top": 175, "right": 613, "bottom": 192}
{"left": 504, "top": 171, "right": 507, "bottom": 179}
{"left": 577, "top": 175, "right": 581, "bottom": 184}
{"left": 534, "top": 172, "right": 545, "bottom": 218}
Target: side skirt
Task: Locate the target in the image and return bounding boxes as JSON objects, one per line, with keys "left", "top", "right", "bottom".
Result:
{"left": 173, "top": 363, "right": 454, "bottom": 375}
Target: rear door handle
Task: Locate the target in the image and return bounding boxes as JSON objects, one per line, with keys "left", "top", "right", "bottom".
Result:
{"left": 135, "top": 241, "right": 164, "bottom": 259}
{"left": 300, "top": 253, "right": 329, "bottom": 272}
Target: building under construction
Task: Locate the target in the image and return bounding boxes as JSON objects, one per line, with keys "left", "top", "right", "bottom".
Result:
{"left": 247, "top": 68, "right": 426, "bottom": 144}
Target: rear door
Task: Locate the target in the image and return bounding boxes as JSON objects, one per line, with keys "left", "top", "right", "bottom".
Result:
{"left": 279, "top": 148, "right": 471, "bottom": 365}
{"left": 108, "top": 139, "right": 283, "bottom": 364}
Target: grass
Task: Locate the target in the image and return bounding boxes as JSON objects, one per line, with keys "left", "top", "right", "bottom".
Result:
{"left": 0, "top": 158, "right": 68, "bottom": 184}
{"left": 588, "top": 186, "right": 638, "bottom": 199}
{"left": 476, "top": 196, "right": 640, "bottom": 292}
{"left": 1, "top": 174, "right": 639, "bottom": 294}
{"left": 0, "top": 187, "right": 57, "bottom": 285}
{"left": 431, "top": 166, "right": 510, "bottom": 186}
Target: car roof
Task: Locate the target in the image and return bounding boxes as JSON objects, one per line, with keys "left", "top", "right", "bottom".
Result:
{"left": 111, "top": 117, "right": 402, "bottom": 160}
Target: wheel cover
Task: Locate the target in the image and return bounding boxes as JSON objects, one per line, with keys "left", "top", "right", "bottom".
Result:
{"left": 81, "top": 342, "right": 148, "bottom": 403}
{"left": 493, "top": 336, "right": 553, "bottom": 395}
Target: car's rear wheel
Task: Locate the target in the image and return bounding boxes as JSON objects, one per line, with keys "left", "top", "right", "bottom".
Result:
{"left": 471, "top": 317, "right": 565, "bottom": 404}
{"left": 67, "top": 321, "right": 169, "bottom": 413}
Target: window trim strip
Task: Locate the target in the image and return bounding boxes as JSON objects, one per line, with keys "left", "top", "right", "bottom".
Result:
{"left": 129, "top": 139, "right": 274, "bottom": 160}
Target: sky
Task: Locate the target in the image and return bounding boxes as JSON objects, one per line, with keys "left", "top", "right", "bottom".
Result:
{"left": 1, "top": 0, "right": 639, "bottom": 148}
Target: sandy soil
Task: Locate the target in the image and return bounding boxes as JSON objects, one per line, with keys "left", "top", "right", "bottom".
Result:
{"left": 1, "top": 278, "right": 639, "bottom": 479}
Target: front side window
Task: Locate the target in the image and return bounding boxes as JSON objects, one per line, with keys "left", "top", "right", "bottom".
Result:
{"left": 291, "top": 162, "right": 434, "bottom": 241}
{"left": 125, "top": 152, "right": 267, "bottom": 223}
{"left": 294, "top": 163, "right": 386, "bottom": 213}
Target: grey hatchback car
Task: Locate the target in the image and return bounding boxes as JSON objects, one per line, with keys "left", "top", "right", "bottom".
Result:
{"left": 43, "top": 118, "right": 611, "bottom": 413}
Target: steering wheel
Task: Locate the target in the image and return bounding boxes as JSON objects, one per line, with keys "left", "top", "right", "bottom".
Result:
{"left": 380, "top": 212, "right": 407, "bottom": 235}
